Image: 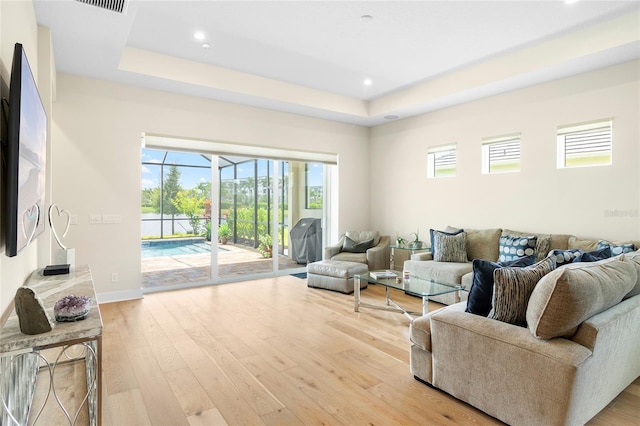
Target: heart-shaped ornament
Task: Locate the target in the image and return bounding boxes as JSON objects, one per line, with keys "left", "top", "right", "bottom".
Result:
{"left": 22, "top": 204, "right": 39, "bottom": 247}
{"left": 48, "top": 204, "right": 70, "bottom": 250}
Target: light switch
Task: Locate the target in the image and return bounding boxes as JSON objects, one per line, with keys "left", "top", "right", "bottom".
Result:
{"left": 102, "top": 214, "right": 121, "bottom": 224}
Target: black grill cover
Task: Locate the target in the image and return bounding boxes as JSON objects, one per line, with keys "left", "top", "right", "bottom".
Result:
{"left": 290, "top": 218, "right": 322, "bottom": 264}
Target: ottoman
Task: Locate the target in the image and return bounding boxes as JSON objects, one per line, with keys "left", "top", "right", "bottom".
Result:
{"left": 307, "top": 260, "right": 369, "bottom": 294}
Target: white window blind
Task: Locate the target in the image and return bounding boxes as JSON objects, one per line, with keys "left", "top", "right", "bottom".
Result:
{"left": 481, "top": 133, "right": 521, "bottom": 174}
{"left": 557, "top": 119, "right": 612, "bottom": 168}
{"left": 427, "top": 145, "right": 456, "bottom": 178}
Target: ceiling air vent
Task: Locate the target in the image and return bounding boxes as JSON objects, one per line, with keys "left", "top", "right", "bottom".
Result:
{"left": 75, "top": 0, "right": 127, "bottom": 14}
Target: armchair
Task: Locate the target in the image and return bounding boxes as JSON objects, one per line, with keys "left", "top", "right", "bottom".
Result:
{"left": 324, "top": 230, "right": 390, "bottom": 270}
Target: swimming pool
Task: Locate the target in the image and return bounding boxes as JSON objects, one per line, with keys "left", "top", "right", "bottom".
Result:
{"left": 141, "top": 239, "right": 227, "bottom": 258}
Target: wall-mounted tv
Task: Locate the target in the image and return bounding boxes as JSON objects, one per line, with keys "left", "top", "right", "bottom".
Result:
{"left": 4, "top": 43, "right": 47, "bottom": 257}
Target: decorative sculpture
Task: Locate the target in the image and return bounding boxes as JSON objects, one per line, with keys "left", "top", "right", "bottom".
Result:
{"left": 14, "top": 287, "right": 54, "bottom": 335}
{"left": 48, "top": 204, "right": 75, "bottom": 267}
{"left": 48, "top": 204, "right": 70, "bottom": 250}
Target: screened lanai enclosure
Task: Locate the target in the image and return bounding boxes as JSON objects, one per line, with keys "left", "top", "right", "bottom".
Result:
{"left": 141, "top": 148, "right": 326, "bottom": 290}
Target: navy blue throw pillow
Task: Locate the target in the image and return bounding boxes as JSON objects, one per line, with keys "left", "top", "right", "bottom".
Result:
{"left": 581, "top": 246, "right": 611, "bottom": 262}
{"left": 465, "top": 255, "right": 535, "bottom": 317}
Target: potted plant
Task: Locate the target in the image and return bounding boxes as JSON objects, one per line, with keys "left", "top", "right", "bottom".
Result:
{"left": 204, "top": 221, "right": 212, "bottom": 241}
{"left": 409, "top": 230, "right": 424, "bottom": 249}
{"left": 218, "top": 222, "right": 232, "bottom": 244}
{"left": 258, "top": 234, "right": 273, "bottom": 258}
{"left": 396, "top": 232, "right": 406, "bottom": 247}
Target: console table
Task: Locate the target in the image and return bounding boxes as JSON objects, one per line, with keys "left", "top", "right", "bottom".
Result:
{"left": 0, "top": 265, "right": 102, "bottom": 425}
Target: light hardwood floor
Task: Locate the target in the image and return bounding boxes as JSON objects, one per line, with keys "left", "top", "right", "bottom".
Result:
{"left": 37, "top": 276, "right": 640, "bottom": 425}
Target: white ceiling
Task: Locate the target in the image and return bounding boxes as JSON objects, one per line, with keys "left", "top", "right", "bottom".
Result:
{"left": 34, "top": 0, "right": 640, "bottom": 126}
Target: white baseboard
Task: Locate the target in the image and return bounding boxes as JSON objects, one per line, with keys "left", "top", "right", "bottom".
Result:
{"left": 97, "top": 288, "right": 143, "bottom": 304}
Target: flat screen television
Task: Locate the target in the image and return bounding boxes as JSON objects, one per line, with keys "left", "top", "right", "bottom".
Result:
{"left": 4, "top": 43, "right": 47, "bottom": 257}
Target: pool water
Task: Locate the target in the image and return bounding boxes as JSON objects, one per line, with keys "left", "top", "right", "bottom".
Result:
{"left": 141, "top": 240, "right": 226, "bottom": 258}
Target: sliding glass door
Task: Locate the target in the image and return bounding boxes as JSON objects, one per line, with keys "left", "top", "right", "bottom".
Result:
{"left": 141, "top": 147, "right": 329, "bottom": 291}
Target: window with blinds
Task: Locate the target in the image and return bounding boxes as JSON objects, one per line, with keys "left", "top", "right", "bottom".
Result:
{"left": 427, "top": 145, "right": 456, "bottom": 178}
{"left": 557, "top": 119, "right": 612, "bottom": 168}
{"left": 482, "top": 133, "right": 521, "bottom": 174}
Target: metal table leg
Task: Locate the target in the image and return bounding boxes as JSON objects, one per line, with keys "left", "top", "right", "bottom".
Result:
{"left": 354, "top": 277, "right": 361, "bottom": 312}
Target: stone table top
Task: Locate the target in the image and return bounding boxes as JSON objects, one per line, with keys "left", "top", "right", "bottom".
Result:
{"left": 0, "top": 265, "right": 103, "bottom": 354}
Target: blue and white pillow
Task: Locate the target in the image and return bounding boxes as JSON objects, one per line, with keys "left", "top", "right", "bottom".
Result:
{"left": 598, "top": 240, "right": 636, "bottom": 256}
{"left": 499, "top": 234, "right": 537, "bottom": 263}
{"left": 548, "top": 249, "right": 583, "bottom": 266}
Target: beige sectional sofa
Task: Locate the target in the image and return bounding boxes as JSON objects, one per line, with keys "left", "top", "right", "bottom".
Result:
{"left": 403, "top": 227, "right": 639, "bottom": 304}
{"left": 406, "top": 227, "right": 640, "bottom": 425}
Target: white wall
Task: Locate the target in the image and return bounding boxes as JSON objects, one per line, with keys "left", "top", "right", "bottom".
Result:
{"left": 370, "top": 61, "right": 640, "bottom": 244}
{"left": 0, "top": 1, "right": 53, "bottom": 315}
{"left": 51, "top": 75, "right": 370, "bottom": 302}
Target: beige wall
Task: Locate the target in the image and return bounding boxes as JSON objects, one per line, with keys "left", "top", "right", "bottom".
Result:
{"left": 0, "top": 1, "right": 53, "bottom": 314}
{"left": 2, "top": 0, "right": 639, "bottom": 310}
{"left": 51, "top": 74, "right": 369, "bottom": 302}
{"left": 370, "top": 61, "right": 640, "bottom": 244}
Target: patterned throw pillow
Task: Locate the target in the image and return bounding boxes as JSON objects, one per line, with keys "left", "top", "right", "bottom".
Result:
{"left": 548, "top": 249, "right": 583, "bottom": 267}
{"left": 499, "top": 234, "right": 537, "bottom": 263}
{"left": 488, "top": 257, "right": 557, "bottom": 326}
{"left": 597, "top": 240, "right": 636, "bottom": 256}
{"left": 429, "top": 228, "right": 463, "bottom": 256}
{"left": 465, "top": 255, "right": 536, "bottom": 317}
{"left": 432, "top": 231, "right": 468, "bottom": 263}
{"left": 503, "top": 229, "right": 551, "bottom": 261}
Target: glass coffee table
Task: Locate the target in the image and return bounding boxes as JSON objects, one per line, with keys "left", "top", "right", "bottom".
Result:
{"left": 354, "top": 271, "right": 464, "bottom": 319}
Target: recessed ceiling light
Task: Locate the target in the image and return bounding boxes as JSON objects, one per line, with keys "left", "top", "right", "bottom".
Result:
{"left": 202, "top": 43, "right": 211, "bottom": 49}
{"left": 384, "top": 115, "right": 399, "bottom": 120}
{"left": 194, "top": 31, "right": 205, "bottom": 41}
{"left": 363, "top": 78, "right": 373, "bottom": 86}
{"left": 360, "top": 14, "right": 373, "bottom": 22}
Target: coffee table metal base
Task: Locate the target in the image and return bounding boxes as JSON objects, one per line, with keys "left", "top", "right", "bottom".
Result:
{"left": 354, "top": 276, "right": 461, "bottom": 320}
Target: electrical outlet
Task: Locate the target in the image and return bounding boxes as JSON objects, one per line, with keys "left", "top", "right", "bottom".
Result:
{"left": 111, "top": 272, "right": 119, "bottom": 282}
{"left": 89, "top": 214, "right": 102, "bottom": 224}
{"left": 70, "top": 215, "right": 78, "bottom": 225}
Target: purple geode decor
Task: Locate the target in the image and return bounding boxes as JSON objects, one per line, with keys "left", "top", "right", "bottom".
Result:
{"left": 54, "top": 295, "right": 92, "bottom": 322}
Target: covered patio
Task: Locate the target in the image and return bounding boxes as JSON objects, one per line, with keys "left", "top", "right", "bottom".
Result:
{"left": 141, "top": 243, "right": 302, "bottom": 289}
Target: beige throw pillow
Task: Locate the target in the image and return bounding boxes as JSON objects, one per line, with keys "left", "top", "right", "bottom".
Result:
{"left": 526, "top": 257, "right": 637, "bottom": 340}
{"left": 465, "top": 228, "right": 502, "bottom": 262}
{"left": 622, "top": 250, "right": 640, "bottom": 299}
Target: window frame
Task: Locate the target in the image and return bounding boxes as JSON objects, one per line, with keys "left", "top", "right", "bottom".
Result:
{"left": 427, "top": 144, "right": 457, "bottom": 178}
{"left": 481, "top": 133, "right": 521, "bottom": 174}
{"left": 557, "top": 119, "right": 613, "bottom": 169}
